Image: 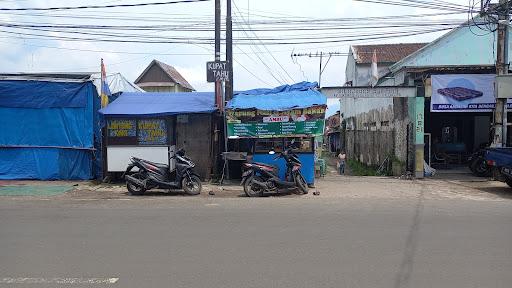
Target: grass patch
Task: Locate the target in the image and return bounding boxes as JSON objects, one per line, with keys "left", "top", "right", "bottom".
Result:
{"left": 347, "top": 159, "right": 378, "bottom": 176}
{"left": 0, "top": 185, "right": 73, "bottom": 196}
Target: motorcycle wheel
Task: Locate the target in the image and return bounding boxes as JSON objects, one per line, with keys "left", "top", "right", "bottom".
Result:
{"left": 470, "top": 157, "right": 491, "bottom": 177}
{"left": 126, "top": 173, "right": 146, "bottom": 195}
{"left": 294, "top": 174, "right": 309, "bottom": 194}
{"left": 243, "top": 176, "right": 264, "bottom": 197}
{"left": 182, "top": 175, "right": 202, "bottom": 195}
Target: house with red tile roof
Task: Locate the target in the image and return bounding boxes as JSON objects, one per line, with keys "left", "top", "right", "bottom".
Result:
{"left": 344, "top": 43, "right": 426, "bottom": 86}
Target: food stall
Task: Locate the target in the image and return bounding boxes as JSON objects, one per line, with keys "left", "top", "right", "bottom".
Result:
{"left": 99, "top": 92, "right": 216, "bottom": 179}
{"left": 225, "top": 82, "right": 326, "bottom": 184}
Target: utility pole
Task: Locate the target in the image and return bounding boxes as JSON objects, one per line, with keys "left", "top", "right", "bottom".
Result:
{"left": 225, "top": 0, "right": 233, "bottom": 101}
{"left": 215, "top": 0, "right": 222, "bottom": 109}
{"left": 493, "top": 0, "right": 509, "bottom": 147}
{"left": 212, "top": 0, "right": 221, "bottom": 178}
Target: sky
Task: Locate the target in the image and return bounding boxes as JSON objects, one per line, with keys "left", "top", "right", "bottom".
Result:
{"left": 0, "top": 0, "right": 473, "bottom": 116}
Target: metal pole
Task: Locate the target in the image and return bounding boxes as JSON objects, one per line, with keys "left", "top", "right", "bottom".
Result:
{"left": 318, "top": 53, "right": 323, "bottom": 87}
{"left": 493, "top": 0, "right": 509, "bottom": 147}
{"left": 215, "top": 0, "right": 221, "bottom": 108}
{"left": 225, "top": 0, "right": 233, "bottom": 101}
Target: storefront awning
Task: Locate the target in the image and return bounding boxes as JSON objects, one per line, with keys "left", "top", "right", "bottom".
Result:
{"left": 99, "top": 92, "right": 216, "bottom": 117}
{"left": 227, "top": 81, "right": 326, "bottom": 111}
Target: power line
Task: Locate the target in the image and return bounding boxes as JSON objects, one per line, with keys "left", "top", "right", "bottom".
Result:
{"left": 232, "top": 0, "right": 295, "bottom": 83}
{"left": 0, "top": 0, "right": 210, "bottom": 11}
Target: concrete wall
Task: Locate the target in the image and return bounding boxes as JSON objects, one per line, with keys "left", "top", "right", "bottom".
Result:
{"left": 341, "top": 97, "right": 412, "bottom": 173}
{"left": 392, "top": 22, "right": 511, "bottom": 70}
{"left": 344, "top": 54, "right": 392, "bottom": 86}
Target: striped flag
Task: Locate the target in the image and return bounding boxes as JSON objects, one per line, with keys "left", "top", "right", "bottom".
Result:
{"left": 100, "top": 59, "right": 111, "bottom": 108}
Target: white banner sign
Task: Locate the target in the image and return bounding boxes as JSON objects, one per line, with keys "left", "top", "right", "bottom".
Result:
{"left": 431, "top": 74, "right": 512, "bottom": 112}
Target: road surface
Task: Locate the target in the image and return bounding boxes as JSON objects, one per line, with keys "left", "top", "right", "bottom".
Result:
{"left": 0, "top": 182, "right": 511, "bottom": 288}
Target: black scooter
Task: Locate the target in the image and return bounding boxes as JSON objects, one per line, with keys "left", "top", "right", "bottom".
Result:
{"left": 123, "top": 148, "right": 202, "bottom": 195}
{"left": 241, "top": 141, "right": 309, "bottom": 197}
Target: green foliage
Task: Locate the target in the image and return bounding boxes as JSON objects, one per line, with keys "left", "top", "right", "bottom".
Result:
{"left": 347, "top": 159, "right": 378, "bottom": 176}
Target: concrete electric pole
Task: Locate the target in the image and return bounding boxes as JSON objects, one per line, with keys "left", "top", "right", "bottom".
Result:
{"left": 493, "top": 0, "right": 510, "bottom": 147}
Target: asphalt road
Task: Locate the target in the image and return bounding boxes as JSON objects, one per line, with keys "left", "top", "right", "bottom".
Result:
{"left": 0, "top": 192, "right": 511, "bottom": 288}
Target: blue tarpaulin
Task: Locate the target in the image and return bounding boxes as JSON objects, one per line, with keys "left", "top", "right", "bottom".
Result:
{"left": 0, "top": 80, "right": 89, "bottom": 108}
{"left": 227, "top": 81, "right": 326, "bottom": 111}
{"left": 99, "top": 92, "right": 216, "bottom": 117}
{"left": 0, "top": 80, "right": 97, "bottom": 180}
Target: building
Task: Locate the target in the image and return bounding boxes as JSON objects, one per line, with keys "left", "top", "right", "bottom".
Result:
{"left": 134, "top": 60, "right": 195, "bottom": 92}
{"left": 100, "top": 92, "right": 217, "bottom": 180}
{"left": 378, "top": 19, "right": 512, "bottom": 170}
{"left": 324, "top": 112, "right": 342, "bottom": 153}
{"left": 326, "top": 17, "right": 512, "bottom": 177}
{"left": 345, "top": 43, "right": 426, "bottom": 87}
{"left": 225, "top": 82, "right": 327, "bottom": 184}
{"left": 0, "top": 72, "right": 141, "bottom": 180}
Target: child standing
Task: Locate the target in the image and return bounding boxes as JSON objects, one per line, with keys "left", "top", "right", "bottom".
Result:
{"left": 338, "top": 150, "right": 346, "bottom": 175}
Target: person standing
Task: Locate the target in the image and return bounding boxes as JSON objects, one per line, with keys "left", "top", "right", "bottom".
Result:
{"left": 338, "top": 150, "right": 346, "bottom": 175}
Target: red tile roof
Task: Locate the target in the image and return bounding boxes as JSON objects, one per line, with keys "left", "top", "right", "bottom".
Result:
{"left": 352, "top": 43, "right": 427, "bottom": 64}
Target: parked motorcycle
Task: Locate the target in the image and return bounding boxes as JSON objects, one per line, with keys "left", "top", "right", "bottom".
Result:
{"left": 123, "top": 148, "right": 202, "bottom": 196}
{"left": 468, "top": 148, "right": 491, "bottom": 177}
{"left": 241, "top": 141, "right": 309, "bottom": 197}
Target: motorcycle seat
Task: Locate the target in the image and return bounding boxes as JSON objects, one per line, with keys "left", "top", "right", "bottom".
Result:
{"left": 143, "top": 159, "right": 169, "bottom": 169}
{"left": 251, "top": 162, "right": 278, "bottom": 171}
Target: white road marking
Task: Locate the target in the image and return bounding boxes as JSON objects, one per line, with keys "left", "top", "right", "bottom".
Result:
{"left": 204, "top": 203, "right": 220, "bottom": 206}
{"left": 0, "top": 277, "right": 119, "bottom": 284}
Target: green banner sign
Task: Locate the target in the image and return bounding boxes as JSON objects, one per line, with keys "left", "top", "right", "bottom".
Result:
{"left": 226, "top": 105, "right": 326, "bottom": 138}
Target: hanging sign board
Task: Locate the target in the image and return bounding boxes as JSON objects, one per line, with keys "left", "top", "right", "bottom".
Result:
{"left": 226, "top": 105, "right": 326, "bottom": 138}
{"left": 431, "top": 74, "right": 512, "bottom": 112}
{"left": 321, "top": 86, "right": 416, "bottom": 98}
{"left": 206, "top": 61, "right": 229, "bottom": 82}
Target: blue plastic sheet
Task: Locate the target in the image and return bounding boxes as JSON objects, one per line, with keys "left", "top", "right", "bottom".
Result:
{"left": 0, "top": 80, "right": 97, "bottom": 180}
{"left": 0, "top": 83, "right": 94, "bottom": 148}
{"left": 227, "top": 81, "right": 326, "bottom": 111}
{"left": 0, "top": 80, "right": 89, "bottom": 108}
{"left": 253, "top": 153, "right": 315, "bottom": 184}
{"left": 0, "top": 148, "right": 92, "bottom": 180}
{"left": 100, "top": 92, "right": 216, "bottom": 117}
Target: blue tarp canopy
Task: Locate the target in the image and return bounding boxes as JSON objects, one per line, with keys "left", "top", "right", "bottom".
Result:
{"left": 227, "top": 81, "right": 326, "bottom": 111}
{"left": 0, "top": 79, "right": 97, "bottom": 180}
{"left": 99, "top": 92, "right": 216, "bottom": 117}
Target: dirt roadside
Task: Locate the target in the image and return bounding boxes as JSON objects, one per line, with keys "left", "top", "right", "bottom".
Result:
{"left": 1, "top": 175, "right": 510, "bottom": 201}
